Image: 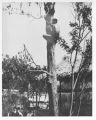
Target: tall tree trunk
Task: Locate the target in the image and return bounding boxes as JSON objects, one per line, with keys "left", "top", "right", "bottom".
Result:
{"left": 47, "top": 41, "right": 59, "bottom": 116}
{"left": 70, "top": 68, "right": 74, "bottom": 116}
{"left": 43, "top": 2, "right": 59, "bottom": 116}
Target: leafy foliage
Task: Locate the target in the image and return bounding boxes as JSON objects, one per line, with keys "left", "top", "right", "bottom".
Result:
{"left": 70, "top": 2, "right": 92, "bottom": 50}
{"left": 58, "top": 38, "right": 70, "bottom": 53}
{"left": 81, "top": 37, "right": 92, "bottom": 69}
{"left": 2, "top": 53, "right": 47, "bottom": 93}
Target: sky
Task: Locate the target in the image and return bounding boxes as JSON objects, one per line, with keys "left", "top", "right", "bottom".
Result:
{"left": 2, "top": 2, "right": 74, "bottom": 67}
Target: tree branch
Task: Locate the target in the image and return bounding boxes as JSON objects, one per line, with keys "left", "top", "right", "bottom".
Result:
{"left": 29, "top": 69, "right": 53, "bottom": 76}
{"left": 3, "top": 2, "right": 43, "bottom": 19}
{"left": 73, "top": 54, "right": 84, "bottom": 90}
{"left": 19, "top": 12, "right": 43, "bottom": 19}
{"left": 77, "top": 95, "right": 82, "bottom": 116}
{"left": 24, "top": 44, "right": 37, "bottom": 66}
{"left": 74, "top": 82, "right": 88, "bottom": 101}
{"left": 82, "top": 31, "right": 90, "bottom": 41}
{"left": 70, "top": 52, "right": 73, "bottom": 68}
{"left": 79, "top": 31, "right": 90, "bottom": 46}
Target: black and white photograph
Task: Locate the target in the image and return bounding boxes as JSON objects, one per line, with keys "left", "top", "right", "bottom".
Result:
{"left": 2, "top": 1, "right": 92, "bottom": 117}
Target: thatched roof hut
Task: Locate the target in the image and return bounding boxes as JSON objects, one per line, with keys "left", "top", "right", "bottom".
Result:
{"left": 56, "top": 56, "right": 92, "bottom": 93}
{"left": 57, "top": 56, "right": 81, "bottom": 77}
{"left": 56, "top": 56, "right": 92, "bottom": 82}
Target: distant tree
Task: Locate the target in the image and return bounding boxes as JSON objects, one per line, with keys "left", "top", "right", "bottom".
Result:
{"left": 2, "top": 54, "right": 35, "bottom": 91}
{"left": 59, "top": 2, "right": 92, "bottom": 116}
{"left": 2, "top": 55, "right": 19, "bottom": 90}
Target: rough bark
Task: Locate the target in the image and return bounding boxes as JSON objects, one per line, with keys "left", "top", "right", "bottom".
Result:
{"left": 47, "top": 41, "right": 59, "bottom": 116}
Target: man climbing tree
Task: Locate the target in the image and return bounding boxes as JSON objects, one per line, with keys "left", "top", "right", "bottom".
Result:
{"left": 43, "top": 2, "right": 60, "bottom": 116}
